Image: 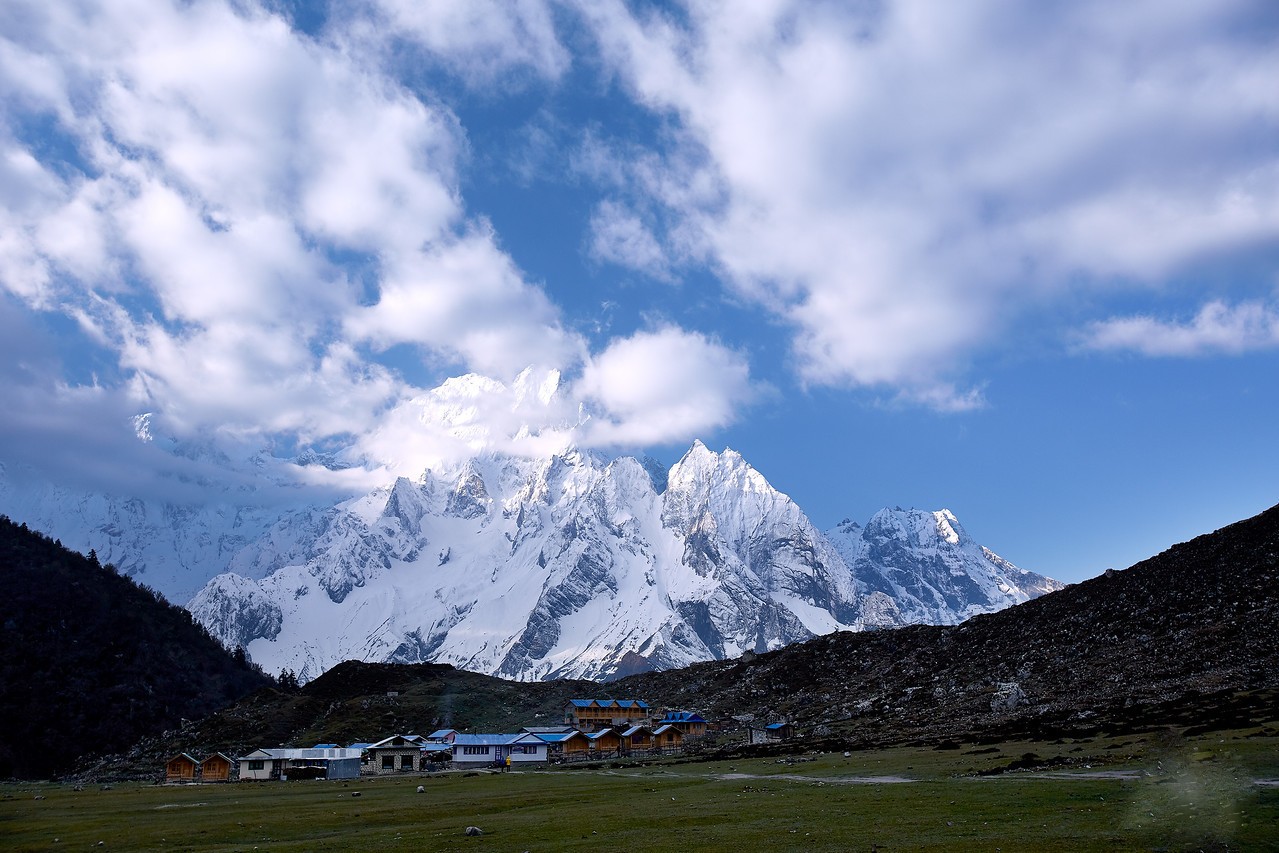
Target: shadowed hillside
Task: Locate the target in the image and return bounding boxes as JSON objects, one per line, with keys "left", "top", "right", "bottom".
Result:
{"left": 0, "top": 516, "right": 272, "bottom": 778}
{"left": 616, "top": 500, "right": 1279, "bottom": 743}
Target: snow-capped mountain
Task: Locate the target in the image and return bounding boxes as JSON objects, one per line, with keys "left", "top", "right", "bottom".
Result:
{"left": 186, "top": 442, "right": 1063, "bottom": 681}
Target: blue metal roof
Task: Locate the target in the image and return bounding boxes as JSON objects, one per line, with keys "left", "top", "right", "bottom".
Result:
{"left": 764, "top": 723, "right": 788, "bottom": 730}
{"left": 568, "top": 698, "right": 650, "bottom": 709}
{"left": 427, "top": 729, "right": 457, "bottom": 739}
{"left": 661, "top": 711, "right": 707, "bottom": 723}
{"left": 532, "top": 731, "right": 580, "bottom": 743}
{"left": 312, "top": 743, "right": 339, "bottom": 749}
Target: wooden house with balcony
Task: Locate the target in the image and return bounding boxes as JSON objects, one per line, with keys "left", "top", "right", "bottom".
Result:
{"left": 564, "top": 698, "right": 651, "bottom": 731}
{"left": 656, "top": 710, "right": 708, "bottom": 738}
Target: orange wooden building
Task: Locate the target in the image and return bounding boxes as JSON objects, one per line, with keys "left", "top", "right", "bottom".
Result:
{"left": 587, "top": 728, "right": 622, "bottom": 755}
{"left": 165, "top": 753, "right": 198, "bottom": 782}
{"left": 652, "top": 725, "right": 684, "bottom": 751}
{"left": 620, "top": 725, "right": 654, "bottom": 752}
{"left": 564, "top": 699, "right": 651, "bottom": 732}
{"left": 200, "top": 753, "right": 233, "bottom": 782}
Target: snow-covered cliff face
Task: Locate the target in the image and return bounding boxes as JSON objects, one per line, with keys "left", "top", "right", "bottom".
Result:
{"left": 0, "top": 462, "right": 290, "bottom": 603}
{"left": 826, "top": 508, "right": 1064, "bottom": 625}
{"left": 187, "top": 442, "right": 1063, "bottom": 682}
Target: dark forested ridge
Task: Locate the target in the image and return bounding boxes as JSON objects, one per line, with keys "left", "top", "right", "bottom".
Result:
{"left": 0, "top": 516, "right": 272, "bottom": 779}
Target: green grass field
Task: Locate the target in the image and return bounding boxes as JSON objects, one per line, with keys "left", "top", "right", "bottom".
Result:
{"left": 4, "top": 731, "right": 1276, "bottom": 852}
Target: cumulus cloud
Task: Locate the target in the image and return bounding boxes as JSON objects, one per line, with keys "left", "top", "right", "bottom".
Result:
{"left": 573, "top": 0, "right": 1279, "bottom": 405}
{"left": 575, "top": 327, "right": 754, "bottom": 447}
{"left": 1082, "top": 300, "right": 1279, "bottom": 357}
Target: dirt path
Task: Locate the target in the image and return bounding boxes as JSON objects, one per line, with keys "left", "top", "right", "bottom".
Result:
{"left": 713, "top": 772, "right": 916, "bottom": 785}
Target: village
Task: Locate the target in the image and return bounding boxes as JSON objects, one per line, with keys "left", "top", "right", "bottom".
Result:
{"left": 163, "top": 698, "right": 796, "bottom": 783}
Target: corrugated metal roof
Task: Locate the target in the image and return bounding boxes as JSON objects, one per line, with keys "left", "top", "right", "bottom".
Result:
{"left": 652, "top": 725, "right": 682, "bottom": 736}
{"left": 764, "top": 723, "right": 789, "bottom": 730}
{"left": 531, "top": 731, "right": 581, "bottom": 743}
{"left": 246, "top": 748, "right": 364, "bottom": 760}
{"left": 522, "top": 726, "right": 575, "bottom": 734}
{"left": 427, "top": 729, "right": 457, "bottom": 739}
{"left": 620, "top": 725, "right": 652, "bottom": 737}
{"left": 368, "top": 734, "right": 427, "bottom": 749}
{"left": 451, "top": 733, "right": 522, "bottom": 746}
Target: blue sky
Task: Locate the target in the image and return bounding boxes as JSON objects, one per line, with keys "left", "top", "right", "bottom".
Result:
{"left": 1, "top": 0, "right": 1276, "bottom": 583}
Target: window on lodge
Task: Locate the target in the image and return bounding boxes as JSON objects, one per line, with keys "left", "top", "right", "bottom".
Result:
{"left": 381, "top": 755, "right": 394, "bottom": 769}
{"left": 248, "top": 760, "right": 264, "bottom": 771}
{"left": 462, "top": 746, "right": 488, "bottom": 755}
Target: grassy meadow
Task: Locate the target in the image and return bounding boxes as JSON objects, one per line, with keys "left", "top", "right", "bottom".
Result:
{"left": 3, "top": 730, "right": 1276, "bottom": 852}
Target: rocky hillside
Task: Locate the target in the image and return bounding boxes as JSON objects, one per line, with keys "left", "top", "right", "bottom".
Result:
{"left": 0, "top": 517, "right": 273, "bottom": 779}
{"left": 618, "top": 499, "right": 1279, "bottom": 743}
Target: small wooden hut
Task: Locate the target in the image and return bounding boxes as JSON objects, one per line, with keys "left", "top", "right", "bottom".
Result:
{"left": 652, "top": 724, "right": 684, "bottom": 751}
{"left": 620, "top": 725, "right": 654, "bottom": 753}
{"left": 200, "top": 752, "right": 233, "bottom": 782}
{"left": 165, "top": 753, "right": 198, "bottom": 782}
{"left": 559, "top": 731, "right": 591, "bottom": 758}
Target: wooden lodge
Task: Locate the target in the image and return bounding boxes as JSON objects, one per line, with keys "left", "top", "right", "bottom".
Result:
{"left": 656, "top": 710, "right": 708, "bottom": 738}
{"left": 564, "top": 698, "right": 651, "bottom": 732}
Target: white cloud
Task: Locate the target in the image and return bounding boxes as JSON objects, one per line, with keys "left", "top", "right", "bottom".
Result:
{"left": 574, "top": 0, "right": 1279, "bottom": 404}
{"left": 1082, "top": 300, "right": 1279, "bottom": 357}
{"left": 575, "top": 327, "right": 754, "bottom": 447}
{"left": 355, "top": 0, "right": 569, "bottom": 85}
{"left": 347, "top": 227, "right": 580, "bottom": 377}
{"left": 587, "top": 199, "right": 672, "bottom": 281}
